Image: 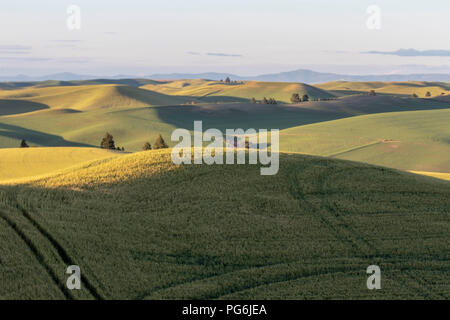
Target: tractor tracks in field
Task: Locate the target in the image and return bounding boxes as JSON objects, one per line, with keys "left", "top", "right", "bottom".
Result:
{"left": 0, "top": 193, "right": 104, "bottom": 300}
{"left": 287, "top": 162, "right": 447, "bottom": 299}
{"left": 0, "top": 209, "right": 73, "bottom": 299}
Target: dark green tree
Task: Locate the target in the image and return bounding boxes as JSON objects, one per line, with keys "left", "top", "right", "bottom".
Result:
{"left": 262, "top": 97, "right": 268, "bottom": 104}
{"left": 101, "top": 132, "right": 116, "bottom": 149}
{"left": 268, "top": 98, "right": 277, "bottom": 105}
{"left": 368, "top": 90, "right": 376, "bottom": 96}
{"left": 153, "top": 134, "right": 168, "bottom": 149}
{"left": 302, "top": 94, "right": 309, "bottom": 102}
{"left": 20, "top": 139, "right": 29, "bottom": 148}
{"left": 142, "top": 142, "right": 152, "bottom": 151}
{"left": 290, "top": 93, "right": 301, "bottom": 103}
{"left": 426, "top": 91, "right": 431, "bottom": 97}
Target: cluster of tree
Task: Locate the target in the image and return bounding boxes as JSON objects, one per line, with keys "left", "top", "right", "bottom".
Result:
{"left": 262, "top": 97, "right": 277, "bottom": 104}
{"left": 100, "top": 133, "right": 124, "bottom": 151}
{"left": 249, "top": 97, "right": 277, "bottom": 104}
{"left": 142, "top": 134, "right": 168, "bottom": 151}
{"left": 290, "top": 93, "right": 309, "bottom": 103}
{"left": 219, "top": 77, "right": 243, "bottom": 85}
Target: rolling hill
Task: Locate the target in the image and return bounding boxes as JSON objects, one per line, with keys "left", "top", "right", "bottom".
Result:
{"left": 0, "top": 147, "right": 122, "bottom": 183}
{"left": 0, "top": 84, "right": 191, "bottom": 112}
{"left": 316, "top": 81, "right": 450, "bottom": 98}
{"left": 141, "top": 80, "right": 335, "bottom": 103}
{"left": 279, "top": 108, "right": 450, "bottom": 173}
{"left": 1, "top": 93, "right": 448, "bottom": 152}
{"left": 0, "top": 149, "right": 449, "bottom": 299}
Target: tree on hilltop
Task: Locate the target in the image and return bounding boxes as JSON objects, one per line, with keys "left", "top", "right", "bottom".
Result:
{"left": 142, "top": 142, "right": 152, "bottom": 151}
{"left": 20, "top": 139, "right": 29, "bottom": 148}
{"left": 290, "top": 93, "right": 301, "bottom": 103}
{"left": 101, "top": 132, "right": 116, "bottom": 150}
{"left": 268, "top": 98, "right": 277, "bottom": 105}
{"left": 153, "top": 134, "right": 168, "bottom": 149}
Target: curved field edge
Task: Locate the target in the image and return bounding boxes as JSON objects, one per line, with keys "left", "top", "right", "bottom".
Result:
{"left": 0, "top": 147, "right": 124, "bottom": 183}
{"left": 0, "top": 150, "right": 449, "bottom": 299}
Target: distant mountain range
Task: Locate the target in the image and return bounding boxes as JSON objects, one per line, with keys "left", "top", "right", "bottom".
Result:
{"left": 1, "top": 69, "right": 450, "bottom": 84}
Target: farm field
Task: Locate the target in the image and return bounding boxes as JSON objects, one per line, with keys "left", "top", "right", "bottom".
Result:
{"left": 140, "top": 79, "right": 335, "bottom": 103}
{"left": 0, "top": 149, "right": 449, "bottom": 299}
{"left": 279, "top": 108, "right": 450, "bottom": 173}
{"left": 1, "top": 80, "right": 449, "bottom": 156}
{"left": 0, "top": 147, "right": 121, "bottom": 182}
{"left": 316, "top": 81, "right": 450, "bottom": 98}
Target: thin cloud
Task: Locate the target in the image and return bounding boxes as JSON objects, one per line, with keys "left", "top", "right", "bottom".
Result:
{"left": 187, "top": 51, "right": 201, "bottom": 56}
{"left": 0, "top": 45, "right": 32, "bottom": 54}
{"left": 206, "top": 52, "right": 242, "bottom": 57}
{"left": 364, "top": 49, "right": 450, "bottom": 57}
{"left": 0, "top": 57, "right": 50, "bottom": 61}
{"left": 0, "top": 45, "right": 31, "bottom": 50}
{"left": 51, "top": 40, "right": 83, "bottom": 43}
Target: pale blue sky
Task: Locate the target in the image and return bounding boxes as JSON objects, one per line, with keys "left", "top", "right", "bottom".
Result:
{"left": 0, "top": 0, "right": 449, "bottom": 76}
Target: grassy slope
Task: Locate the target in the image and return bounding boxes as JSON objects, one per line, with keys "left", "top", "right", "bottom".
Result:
{"left": 0, "top": 84, "right": 190, "bottom": 111}
{"left": 141, "top": 80, "right": 335, "bottom": 103}
{"left": 1, "top": 90, "right": 448, "bottom": 152}
{"left": 0, "top": 147, "right": 122, "bottom": 182}
{"left": 316, "top": 81, "right": 450, "bottom": 97}
{"left": 0, "top": 149, "right": 449, "bottom": 299}
{"left": 410, "top": 171, "right": 450, "bottom": 181}
{"left": 280, "top": 108, "right": 450, "bottom": 173}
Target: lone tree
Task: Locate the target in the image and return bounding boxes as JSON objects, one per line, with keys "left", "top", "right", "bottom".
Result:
{"left": 426, "top": 91, "right": 431, "bottom": 97}
{"left": 101, "top": 132, "right": 116, "bottom": 149}
{"left": 412, "top": 93, "right": 418, "bottom": 98}
{"left": 225, "top": 77, "right": 231, "bottom": 84}
{"left": 20, "top": 139, "right": 29, "bottom": 148}
{"left": 142, "top": 142, "right": 152, "bottom": 151}
{"left": 290, "top": 93, "right": 301, "bottom": 103}
{"left": 153, "top": 134, "right": 168, "bottom": 149}
{"left": 302, "top": 94, "right": 309, "bottom": 102}
{"left": 368, "top": 90, "right": 376, "bottom": 96}
{"left": 250, "top": 97, "right": 257, "bottom": 104}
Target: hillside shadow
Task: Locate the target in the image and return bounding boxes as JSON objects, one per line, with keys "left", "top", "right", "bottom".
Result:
{"left": 0, "top": 99, "right": 49, "bottom": 116}
{"left": 154, "top": 104, "right": 343, "bottom": 132}
{"left": 155, "top": 95, "right": 450, "bottom": 132}
{"left": 0, "top": 122, "right": 94, "bottom": 148}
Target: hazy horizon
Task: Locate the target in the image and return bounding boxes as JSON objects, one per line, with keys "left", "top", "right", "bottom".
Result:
{"left": 1, "top": 0, "right": 449, "bottom": 76}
